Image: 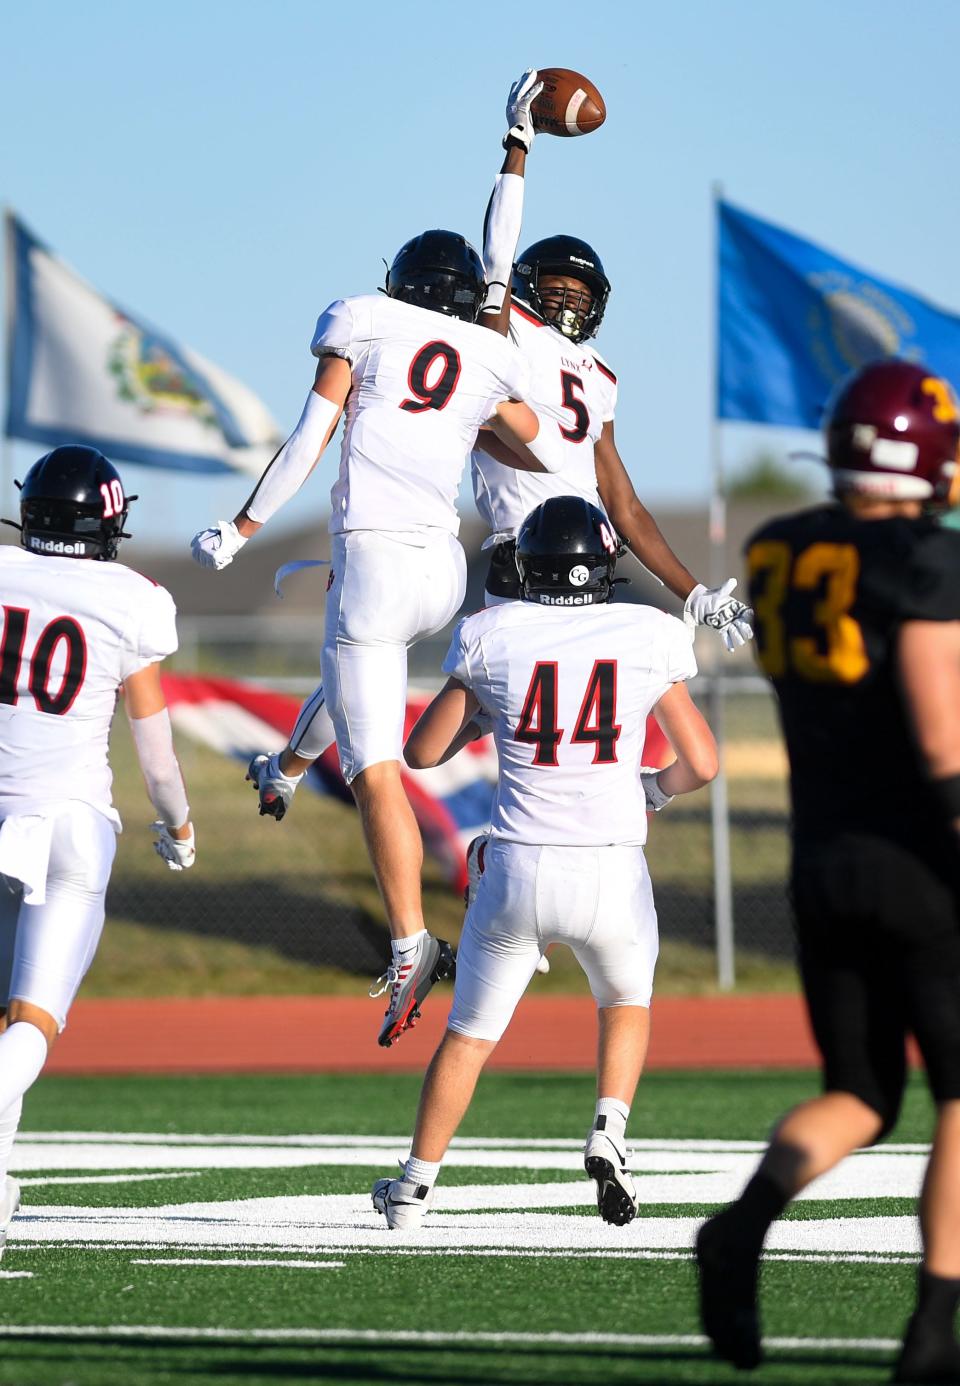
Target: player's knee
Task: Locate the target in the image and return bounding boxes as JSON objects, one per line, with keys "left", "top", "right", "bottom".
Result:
{"left": 5, "top": 999, "right": 58, "bottom": 1049}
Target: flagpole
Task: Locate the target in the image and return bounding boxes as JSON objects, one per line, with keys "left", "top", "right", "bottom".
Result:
{"left": 709, "top": 182, "right": 735, "bottom": 991}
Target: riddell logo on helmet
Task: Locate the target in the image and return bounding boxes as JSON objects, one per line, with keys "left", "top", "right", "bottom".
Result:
{"left": 539, "top": 592, "right": 596, "bottom": 606}
{"left": 28, "top": 536, "right": 85, "bottom": 555}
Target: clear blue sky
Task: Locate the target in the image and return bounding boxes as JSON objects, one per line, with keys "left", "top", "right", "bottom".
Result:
{"left": 4, "top": 0, "right": 960, "bottom": 548}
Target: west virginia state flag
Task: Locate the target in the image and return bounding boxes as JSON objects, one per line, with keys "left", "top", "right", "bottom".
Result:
{"left": 717, "top": 200, "right": 960, "bottom": 429}
{"left": 4, "top": 213, "right": 282, "bottom": 474}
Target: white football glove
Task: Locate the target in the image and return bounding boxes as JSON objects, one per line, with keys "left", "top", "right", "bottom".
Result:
{"left": 191, "top": 520, "right": 247, "bottom": 571}
{"left": 152, "top": 821, "right": 196, "bottom": 871}
{"left": 503, "top": 68, "right": 543, "bottom": 152}
{"left": 683, "top": 579, "right": 754, "bottom": 652}
{"left": 640, "top": 767, "right": 674, "bottom": 813}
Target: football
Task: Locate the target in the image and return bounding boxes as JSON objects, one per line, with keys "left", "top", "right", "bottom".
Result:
{"left": 531, "top": 68, "right": 606, "bottom": 138}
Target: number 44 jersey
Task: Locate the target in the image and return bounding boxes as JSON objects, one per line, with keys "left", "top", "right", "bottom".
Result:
{"left": 443, "top": 600, "right": 696, "bottom": 846}
{"left": 311, "top": 295, "right": 531, "bottom": 536}
{"left": 0, "top": 547, "right": 177, "bottom": 827}
{"left": 746, "top": 504, "right": 960, "bottom": 849}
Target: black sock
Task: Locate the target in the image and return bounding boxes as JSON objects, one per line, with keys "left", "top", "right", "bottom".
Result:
{"left": 914, "top": 1267, "right": 960, "bottom": 1334}
{"left": 724, "top": 1172, "right": 791, "bottom": 1255}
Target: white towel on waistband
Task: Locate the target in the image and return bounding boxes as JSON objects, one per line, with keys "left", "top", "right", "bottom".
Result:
{"left": 0, "top": 813, "right": 54, "bottom": 906}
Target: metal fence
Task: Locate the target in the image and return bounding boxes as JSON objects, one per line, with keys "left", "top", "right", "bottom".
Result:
{"left": 93, "top": 617, "right": 796, "bottom": 997}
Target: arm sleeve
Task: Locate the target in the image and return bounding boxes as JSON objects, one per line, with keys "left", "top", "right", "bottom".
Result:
{"left": 311, "top": 298, "right": 357, "bottom": 362}
{"left": 128, "top": 707, "right": 190, "bottom": 828}
{"left": 245, "top": 388, "right": 341, "bottom": 525}
{"left": 481, "top": 173, "right": 525, "bottom": 316}
{"left": 120, "top": 584, "right": 178, "bottom": 681}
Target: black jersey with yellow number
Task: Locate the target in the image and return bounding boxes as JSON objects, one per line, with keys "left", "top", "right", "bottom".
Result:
{"left": 745, "top": 504, "right": 960, "bottom": 854}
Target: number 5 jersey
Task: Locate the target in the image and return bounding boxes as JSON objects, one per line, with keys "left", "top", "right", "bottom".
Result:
{"left": 0, "top": 547, "right": 177, "bottom": 827}
{"left": 443, "top": 599, "right": 696, "bottom": 846}
{"left": 311, "top": 295, "right": 531, "bottom": 536}
{"left": 745, "top": 504, "right": 960, "bottom": 852}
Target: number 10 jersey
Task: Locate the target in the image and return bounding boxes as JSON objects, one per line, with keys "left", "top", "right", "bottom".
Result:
{"left": 0, "top": 547, "right": 178, "bottom": 827}
{"left": 311, "top": 295, "right": 530, "bottom": 536}
{"left": 443, "top": 599, "right": 696, "bottom": 846}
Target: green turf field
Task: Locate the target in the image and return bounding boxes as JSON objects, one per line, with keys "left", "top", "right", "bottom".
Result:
{"left": 0, "top": 1071, "right": 935, "bottom": 1384}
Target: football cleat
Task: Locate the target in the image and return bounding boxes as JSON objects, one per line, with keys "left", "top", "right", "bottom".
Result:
{"left": 583, "top": 1124, "right": 638, "bottom": 1226}
{"left": 695, "top": 1212, "right": 763, "bottom": 1371}
{"left": 370, "top": 934, "right": 456, "bottom": 1048}
{"left": 246, "top": 752, "right": 301, "bottom": 821}
{"left": 0, "top": 1176, "right": 21, "bottom": 1261}
{"left": 893, "top": 1314, "right": 960, "bottom": 1383}
{"left": 371, "top": 1175, "right": 433, "bottom": 1230}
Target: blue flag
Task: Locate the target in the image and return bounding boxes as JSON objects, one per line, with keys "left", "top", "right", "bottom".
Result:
{"left": 5, "top": 213, "right": 282, "bottom": 475}
{"left": 717, "top": 200, "right": 960, "bottom": 429}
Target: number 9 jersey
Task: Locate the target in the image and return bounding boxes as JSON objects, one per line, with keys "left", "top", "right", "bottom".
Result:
{"left": 311, "top": 295, "right": 531, "bottom": 536}
{"left": 0, "top": 547, "right": 177, "bottom": 828}
{"left": 745, "top": 504, "right": 960, "bottom": 848}
{"left": 471, "top": 302, "right": 618, "bottom": 542}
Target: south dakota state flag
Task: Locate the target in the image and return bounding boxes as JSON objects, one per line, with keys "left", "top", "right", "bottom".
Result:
{"left": 4, "top": 212, "right": 282, "bottom": 474}
{"left": 717, "top": 200, "right": 960, "bottom": 429}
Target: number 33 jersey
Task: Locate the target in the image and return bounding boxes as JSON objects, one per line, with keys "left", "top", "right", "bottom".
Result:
{"left": 0, "top": 547, "right": 177, "bottom": 827}
{"left": 745, "top": 504, "right": 960, "bottom": 848}
{"left": 471, "top": 303, "right": 618, "bottom": 542}
{"left": 311, "top": 295, "right": 530, "bottom": 536}
{"left": 443, "top": 600, "right": 696, "bottom": 846}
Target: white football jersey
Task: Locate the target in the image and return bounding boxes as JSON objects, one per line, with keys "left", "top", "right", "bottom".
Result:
{"left": 0, "top": 548, "right": 178, "bottom": 827}
{"left": 471, "top": 302, "right": 618, "bottom": 542}
{"left": 443, "top": 599, "right": 696, "bottom": 847}
{"left": 312, "top": 295, "right": 530, "bottom": 536}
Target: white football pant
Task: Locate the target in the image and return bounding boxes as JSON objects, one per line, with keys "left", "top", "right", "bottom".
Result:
{"left": 449, "top": 840, "right": 659, "bottom": 1042}
{"left": 0, "top": 805, "right": 116, "bottom": 1031}
{"left": 321, "top": 529, "right": 467, "bottom": 782}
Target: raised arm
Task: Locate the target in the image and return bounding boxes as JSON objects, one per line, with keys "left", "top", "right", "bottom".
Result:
{"left": 898, "top": 619, "right": 960, "bottom": 832}
{"left": 478, "top": 69, "right": 541, "bottom": 337}
{"left": 191, "top": 355, "right": 350, "bottom": 571}
{"left": 595, "top": 420, "right": 754, "bottom": 652}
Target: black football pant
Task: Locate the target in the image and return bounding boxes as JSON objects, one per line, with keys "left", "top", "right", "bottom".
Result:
{"left": 792, "top": 833, "right": 960, "bottom": 1136}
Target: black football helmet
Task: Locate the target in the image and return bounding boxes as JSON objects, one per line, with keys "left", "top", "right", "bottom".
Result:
{"left": 384, "top": 230, "right": 485, "bottom": 323}
{"left": 513, "top": 235, "right": 611, "bottom": 342}
{"left": 515, "top": 496, "right": 621, "bottom": 606}
{"left": 15, "top": 445, "right": 133, "bottom": 560}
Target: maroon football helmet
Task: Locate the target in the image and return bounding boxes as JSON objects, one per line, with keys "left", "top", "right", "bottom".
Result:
{"left": 825, "top": 359, "right": 960, "bottom": 506}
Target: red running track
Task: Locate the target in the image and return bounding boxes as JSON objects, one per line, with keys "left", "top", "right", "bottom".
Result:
{"left": 44, "top": 995, "right": 826, "bottom": 1073}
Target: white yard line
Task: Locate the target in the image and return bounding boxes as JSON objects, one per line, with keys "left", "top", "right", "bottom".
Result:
{"left": 0, "top": 1324, "right": 901, "bottom": 1352}
{"left": 130, "top": 1258, "right": 343, "bottom": 1270}
{"left": 19, "top": 1173, "right": 197, "bottom": 1188}
{"left": 0, "top": 1272, "right": 32, "bottom": 1279}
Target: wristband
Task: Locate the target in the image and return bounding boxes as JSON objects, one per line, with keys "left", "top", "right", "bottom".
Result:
{"left": 931, "top": 773, "right": 960, "bottom": 819}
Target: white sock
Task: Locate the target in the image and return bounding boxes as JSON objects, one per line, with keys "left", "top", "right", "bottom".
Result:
{"left": 403, "top": 1155, "right": 441, "bottom": 1189}
{"left": 594, "top": 1097, "right": 630, "bottom": 1142}
{"left": 392, "top": 930, "right": 427, "bottom": 961}
{"left": 0, "top": 1096, "right": 23, "bottom": 1181}
{"left": 271, "top": 753, "right": 303, "bottom": 784}
{"left": 0, "top": 1022, "right": 48, "bottom": 1112}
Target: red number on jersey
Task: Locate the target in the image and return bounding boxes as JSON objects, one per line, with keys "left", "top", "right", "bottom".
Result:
{"left": 400, "top": 341, "right": 462, "bottom": 412}
{"left": 515, "top": 660, "right": 620, "bottom": 766}
{"left": 558, "top": 370, "right": 589, "bottom": 443}
{"left": 0, "top": 606, "right": 87, "bottom": 715}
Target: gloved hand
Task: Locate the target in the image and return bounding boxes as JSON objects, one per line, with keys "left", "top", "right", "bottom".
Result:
{"left": 152, "top": 821, "right": 196, "bottom": 871}
{"left": 683, "top": 579, "right": 754, "bottom": 652}
{"left": 639, "top": 767, "right": 674, "bottom": 813}
{"left": 503, "top": 68, "right": 543, "bottom": 152}
{"left": 191, "top": 520, "right": 247, "bottom": 571}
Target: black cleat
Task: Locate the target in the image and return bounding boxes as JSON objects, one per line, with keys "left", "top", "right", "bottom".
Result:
{"left": 696, "top": 1213, "right": 763, "bottom": 1371}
